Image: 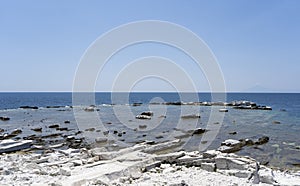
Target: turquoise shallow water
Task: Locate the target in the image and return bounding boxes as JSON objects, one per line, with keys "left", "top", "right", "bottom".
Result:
{"left": 0, "top": 93, "right": 299, "bottom": 170}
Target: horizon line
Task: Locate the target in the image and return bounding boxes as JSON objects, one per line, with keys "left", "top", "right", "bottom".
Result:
{"left": 0, "top": 91, "right": 299, "bottom": 94}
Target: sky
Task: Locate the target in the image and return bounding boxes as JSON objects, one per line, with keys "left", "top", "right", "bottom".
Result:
{"left": 0, "top": 0, "right": 299, "bottom": 92}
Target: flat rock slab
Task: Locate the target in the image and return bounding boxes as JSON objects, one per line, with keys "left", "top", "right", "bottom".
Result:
{"left": 0, "top": 139, "right": 32, "bottom": 154}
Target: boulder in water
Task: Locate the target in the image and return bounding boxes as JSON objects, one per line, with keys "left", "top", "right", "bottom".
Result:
{"left": 181, "top": 114, "right": 201, "bottom": 119}
{"left": 136, "top": 115, "right": 151, "bottom": 120}
{"left": 0, "top": 116, "right": 10, "bottom": 121}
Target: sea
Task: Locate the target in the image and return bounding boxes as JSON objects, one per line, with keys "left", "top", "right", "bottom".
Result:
{"left": 0, "top": 92, "right": 299, "bottom": 170}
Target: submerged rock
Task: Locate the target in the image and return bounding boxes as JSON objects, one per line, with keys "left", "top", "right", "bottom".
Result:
{"left": 139, "top": 125, "right": 147, "bottom": 129}
{"left": 181, "top": 114, "right": 201, "bottom": 119}
{"left": 31, "top": 127, "right": 42, "bottom": 132}
{"left": 255, "top": 136, "right": 269, "bottom": 145}
{"left": 229, "top": 131, "right": 237, "bottom": 135}
{"left": 85, "top": 127, "right": 95, "bottom": 132}
{"left": 190, "top": 128, "right": 207, "bottom": 135}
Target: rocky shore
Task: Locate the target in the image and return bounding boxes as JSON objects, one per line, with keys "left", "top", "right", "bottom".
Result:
{"left": 0, "top": 139, "right": 300, "bottom": 186}
{"left": 0, "top": 100, "right": 299, "bottom": 185}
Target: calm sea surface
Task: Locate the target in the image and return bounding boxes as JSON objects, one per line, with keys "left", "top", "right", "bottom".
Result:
{"left": 0, "top": 92, "right": 299, "bottom": 170}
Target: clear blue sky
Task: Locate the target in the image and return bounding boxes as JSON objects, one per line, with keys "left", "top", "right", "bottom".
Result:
{"left": 0, "top": 0, "right": 299, "bottom": 92}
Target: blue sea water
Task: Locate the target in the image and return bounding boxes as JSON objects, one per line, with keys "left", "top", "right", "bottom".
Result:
{"left": 0, "top": 92, "right": 300, "bottom": 169}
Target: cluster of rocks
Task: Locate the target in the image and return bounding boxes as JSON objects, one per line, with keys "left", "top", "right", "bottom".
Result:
{"left": 146, "top": 100, "right": 272, "bottom": 110}
{"left": 0, "top": 119, "right": 87, "bottom": 153}
{"left": 1, "top": 139, "right": 299, "bottom": 185}
{"left": 19, "top": 105, "right": 73, "bottom": 110}
{"left": 218, "top": 136, "right": 270, "bottom": 153}
{"left": 135, "top": 111, "right": 202, "bottom": 120}
{"left": 0, "top": 129, "right": 23, "bottom": 140}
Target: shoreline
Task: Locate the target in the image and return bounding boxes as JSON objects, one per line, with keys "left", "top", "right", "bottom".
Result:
{"left": 1, "top": 139, "right": 300, "bottom": 186}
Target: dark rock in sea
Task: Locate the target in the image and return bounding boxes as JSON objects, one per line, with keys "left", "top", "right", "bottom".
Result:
{"left": 56, "top": 127, "right": 69, "bottom": 131}
{"left": 145, "top": 140, "right": 155, "bottom": 145}
{"left": 255, "top": 136, "right": 269, "bottom": 145}
{"left": 46, "top": 106, "right": 64, "bottom": 108}
{"left": 64, "top": 120, "right": 71, "bottom": 124}
{"left": 0, "top": 116, "right": 10, "bottom": 121}
{"left": 31, "top": 127, "right": 42, "bottom": 132}
{"left": 75, "top": 131, "right": 82, "bottom": 135}
{"left": 181, "top": 114, "right": 201, "bottom": 119}
{"left": 292, "top": 163, "right": 300, "bottom": 168}
{"left": 96, "top": 129, "right": 101, "bottom": 132}
{"left": 103, "top": 131, "right": 109, "bottom": 135}
{"left": 0, "top": 128, "right": 4, "bottom": 133}
{"left": 113, "top": 130, "right": 118, "bottom": 134}
{"left": 136, "top": 115, "right": 151, "bottom": 120}
{"left": 190, "top": 128, "right": 207, "bottom": 135}
{"left": 41, "top": 133, "right": 63, "bottom": 139}
{"left": 280, "top": 109, "right": 287, "bottom": 112}
{"left": 155, "top": 135, "right": 164, "bottom": 139}
{"left": 272, "top": 121, "right": 281, "bottom": 124}
{"left": 85, "top": 127, "right": 95, "bottom": 132}
{"left": 132, "top": 103, "right": 142, "bottom": 106}
{"left": 140, "top": 111, "right": 154, "bottom": 116}
{"left": 229, "top": 131, "right": 237, "bottom": 135}
{"left": 49, "top": 124, "right": 60, "bottom": 128}
{"left": 117, "top": 133, "right": 122, "bottom": 137}
{"left": 23, "top": 134, "right": 37, "bottom": 140}
{"left": 11, "top": 129, "right": 22, "bottom": 135}
{"left": 1, "top": 133, "right": 16, "bottom": 140}
{"left": 106, "top": 122, "right": 112, "bottom": 125}
{"left": 20, "top": 106, "right": 38, "bottom": 109}
{"left": 164, "top": 102, "right": 182, "bottom": 105}
{"left": 239, "top": 138, "right": 254, "bottom": 146}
